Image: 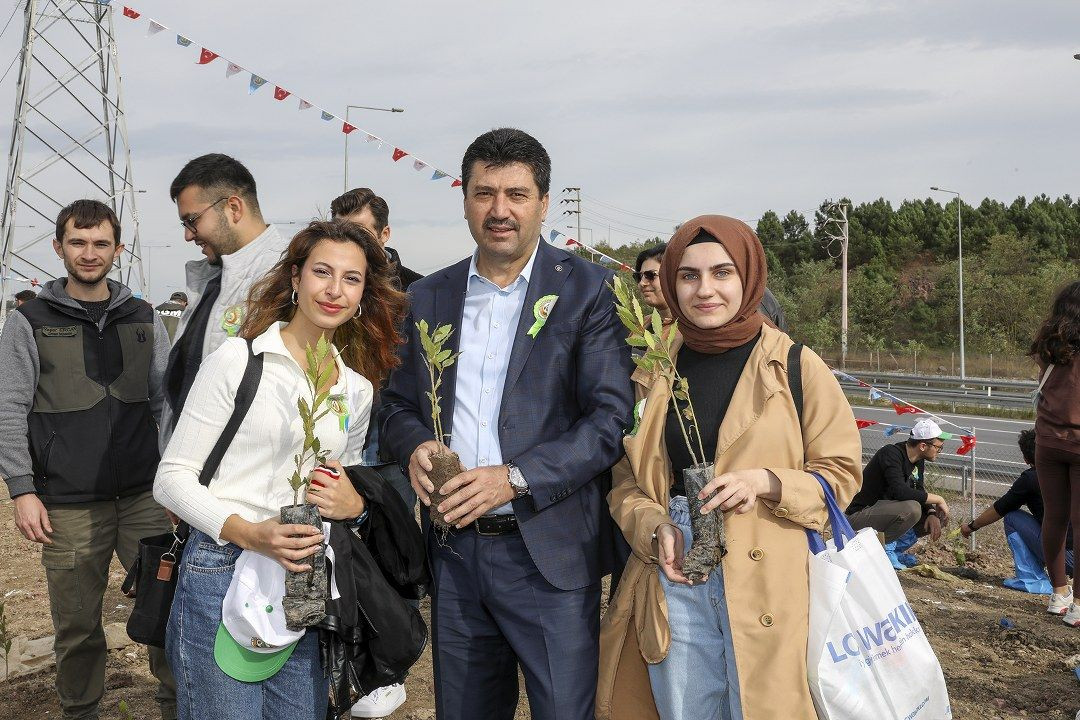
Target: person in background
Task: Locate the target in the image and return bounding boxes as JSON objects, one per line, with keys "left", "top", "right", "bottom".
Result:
{"left": 1029, "top": 279, "right": 1080, "bottom": 627}
{"left": 14, "top": 289, "right": 36, "bottom": 307}
{"left": 961, "top": 429, "right": 1074, "bottom": 577}
{"left": 0, "top": 199, "right": 176, "bottom": 720}
{"left": 846, "top": 418, "right": 952, "bottom": 542}
{"left": 160, "top": 153, "right": 287, "bottom": 449}
{"left": 634, "top": 243, "right": 670, "bottom": 320}
{"left": 329, "top": 187, "right": 423, "bottom": 717}
{"left": 155, "top": 291, "right": 189, "bottom": 341}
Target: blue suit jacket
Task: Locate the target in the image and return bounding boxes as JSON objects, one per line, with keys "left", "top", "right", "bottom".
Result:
{"left": 379, "top": 239, "right": 634, "bottom": 591}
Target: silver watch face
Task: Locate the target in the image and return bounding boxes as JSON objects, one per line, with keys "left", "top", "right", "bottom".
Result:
{"left": 508, "top": 466, "right": 527, "bottom": 491}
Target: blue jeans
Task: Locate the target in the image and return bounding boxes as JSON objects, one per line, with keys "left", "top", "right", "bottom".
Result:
{"left": 1004, "top": 510, "right": 1074, "bottom": 576}
{"left": 166, "top": 530, "right": 328, "bottom": 720}
{"left": 648, "top": 496, "right": 742, "bottom": 720}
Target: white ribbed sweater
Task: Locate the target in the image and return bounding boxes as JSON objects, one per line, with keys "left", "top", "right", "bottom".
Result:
{"left": 154, "top": 322, "right": 373, "bottom": 542}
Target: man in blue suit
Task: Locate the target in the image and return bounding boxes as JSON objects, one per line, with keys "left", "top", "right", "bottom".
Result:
{"left": 380, "top": 128, "right": 633, "bottom": 720}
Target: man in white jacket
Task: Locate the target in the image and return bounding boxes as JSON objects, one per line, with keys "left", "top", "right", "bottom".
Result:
{"left": 160, "top": 153, "right": 287, "bottom": 449}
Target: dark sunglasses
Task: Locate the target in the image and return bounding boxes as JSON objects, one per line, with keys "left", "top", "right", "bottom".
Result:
{"left": 633, "top": 270, "right": 660, "bottom": 282}
{"left": 180, "top": 196, "right": 229, "bottom": 233}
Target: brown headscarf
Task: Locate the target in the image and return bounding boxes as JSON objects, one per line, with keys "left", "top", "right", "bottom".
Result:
{"left": 660, "top": 214, "right": 768, "bottom": 354}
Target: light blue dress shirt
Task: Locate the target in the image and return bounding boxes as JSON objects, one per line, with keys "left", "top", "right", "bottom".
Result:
{"left": 449, "top": 242, "right": 540, "bottom": 515}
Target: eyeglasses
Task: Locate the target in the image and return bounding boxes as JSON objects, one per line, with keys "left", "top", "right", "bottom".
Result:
{"left": 928, "top": 442, "right": 945, "bottom": 450}
{"left": 180, "top": 196, "right": 228, "bottom": 233}
{"left": 633, "top": 270, "right": 660, "bottom": 283}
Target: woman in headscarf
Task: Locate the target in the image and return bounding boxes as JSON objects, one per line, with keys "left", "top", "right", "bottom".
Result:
{"left": 596, "top": 215, "right": 862, "bottom": 720}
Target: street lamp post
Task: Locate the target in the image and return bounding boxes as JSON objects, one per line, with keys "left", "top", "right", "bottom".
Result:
{"left": 343, "top": 104, "right": 404, "bottom": 192}
{"left": 931, "top": 186, "right": 965, "bottom": 381}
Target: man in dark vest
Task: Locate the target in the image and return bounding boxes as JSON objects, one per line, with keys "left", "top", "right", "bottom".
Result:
{"left": 0, "top": 199, "right": 176, "bottom": 719}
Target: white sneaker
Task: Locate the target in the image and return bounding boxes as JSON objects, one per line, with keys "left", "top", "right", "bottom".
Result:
{"left": 1064, "top": 603, "right": 1080, "bottom": 628}
{"left": 1047, "top": 592, "right": 1072, "bottom": 615}
{"left": 351, "top": 683, "right": 406, "bottom": 718}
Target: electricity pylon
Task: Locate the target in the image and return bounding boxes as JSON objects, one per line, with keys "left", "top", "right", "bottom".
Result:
{"left": 0, "top": 0, "right": 145, "bottom": 321}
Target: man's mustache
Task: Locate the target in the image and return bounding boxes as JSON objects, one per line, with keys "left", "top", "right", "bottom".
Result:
{"left": 484, "top": 219, "right": 519, "bottom": 231}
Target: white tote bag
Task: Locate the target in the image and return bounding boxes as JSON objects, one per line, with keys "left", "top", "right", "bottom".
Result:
{"left": 805, "top": 474, "right": 952, "bottom": 720}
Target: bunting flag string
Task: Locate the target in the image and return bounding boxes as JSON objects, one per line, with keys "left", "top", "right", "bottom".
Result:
{"left": 111, "top": 0, "right": 637, "bottom": 275}
{"left": 830, "top": 368, "right": 977, "bottom": 452}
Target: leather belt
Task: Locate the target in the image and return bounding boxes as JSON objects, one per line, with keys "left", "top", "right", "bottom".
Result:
{"left": 452, "top": 514, "right": 519, "bottom": 536}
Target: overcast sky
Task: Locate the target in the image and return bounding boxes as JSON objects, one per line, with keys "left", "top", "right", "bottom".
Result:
{"left": 2, "top": 0, "right": 1078, "bottom": 301}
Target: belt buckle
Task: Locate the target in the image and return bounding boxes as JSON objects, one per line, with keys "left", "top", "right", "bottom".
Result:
{"left": 475, "top": 518, "right": 500, "bottom": 536}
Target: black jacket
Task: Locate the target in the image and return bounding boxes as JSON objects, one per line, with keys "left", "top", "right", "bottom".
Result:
{"left": 319, "top": 465, "right": 430, "bottom": 717}
{"left": 846, "top": 441, "right": 928, "bottom": 514}
{"left": 386, "top": 246, "right": 422, "bottom": 291}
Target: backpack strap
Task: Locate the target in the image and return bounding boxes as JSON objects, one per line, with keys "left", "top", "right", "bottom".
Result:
{"left": 198, "top": 338, "right": 263, "bottom": 486}
{"left": 787, "top": 342, "right": 804, "bottom": 429}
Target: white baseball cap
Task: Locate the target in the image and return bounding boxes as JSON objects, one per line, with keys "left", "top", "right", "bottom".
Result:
{"left": 214, "top": 550, "right": 304, "bottom": 682}
{"left": 910, "top": 418, "right": 953, "bottom": 442}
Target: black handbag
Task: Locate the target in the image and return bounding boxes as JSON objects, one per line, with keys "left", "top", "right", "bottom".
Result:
{"left": 122, "top": 339, "right": 263, "bottom": 648}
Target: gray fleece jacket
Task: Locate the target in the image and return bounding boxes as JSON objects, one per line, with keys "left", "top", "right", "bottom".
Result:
{"left": 0, "top": 278, "right": 170, "bottom": 499}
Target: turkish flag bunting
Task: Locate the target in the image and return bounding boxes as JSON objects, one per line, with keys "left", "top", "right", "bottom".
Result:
{"left": 274, "top": 87, "right": 290, "bottom": 101}
{"left": 857, "top": 379, "right": 871, "bottom": 388}
{"left": 565, "top": 238, "right": 580, "bottom": 247}
{"left": 855, "top": 419, "right": 879, "bottom": 429}
{"left": 342, "top": 123, "right": 357, "bottom": 134}
{"left": 892, "top": 402, "right": 921, "bottom": 415}
{"left": 957, "top": 435, "right": 977, "bottom": 455}
{"left": 619, "top": 263, "right": 633, "bottom": 272}
{"left": 197, "top": 49, "right": 218, "bottom": 65}
{"left": 392, "top": 148, "right": 408, "bottom": 162}
{"left": 450, "top": 179, "right": 462, "bottom": 188}
{"left": 122, "top": 7, "right": 139, "bottom": 18}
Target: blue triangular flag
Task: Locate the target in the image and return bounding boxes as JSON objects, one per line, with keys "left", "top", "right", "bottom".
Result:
{"left": 176, "top": 35, "right": 192, "bottom": 47}
{"left": 320, "top": 111, "right": 334, "bottom": 121}
{"left": 883, "top": 425, "right": 909, "bottom": 437}
{"left": 431, "top": 170, "right": 449, "bottom": 181}
{"left": 549, "top": 229, "right": 561, "bottom": 242}
{"left": 248, "top": 74, "right": 266, "bottom": 94}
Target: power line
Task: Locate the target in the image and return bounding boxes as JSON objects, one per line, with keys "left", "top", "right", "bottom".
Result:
{"left": 0, "top": 0, "right": 21, "bottom": 43}
{"left": 577, "top": 192, "right": 681, "bottom": 224}
{"left": 581, "top": 207, "right": 673, "bottom": 237}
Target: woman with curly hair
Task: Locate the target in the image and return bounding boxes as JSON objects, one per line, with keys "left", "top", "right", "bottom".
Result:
{"left": 154, "top": 219, "right": 407, "bottom": 719}
{"left": 1030, "top": 280, "right": 1080, "bottom": 627}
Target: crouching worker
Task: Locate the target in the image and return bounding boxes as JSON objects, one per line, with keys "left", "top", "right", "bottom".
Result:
{"left": 961, "top": 429, "right": 1074, "bottom": 600}
{"left": 846, "top": 419, "right": 953, "bottom": 542}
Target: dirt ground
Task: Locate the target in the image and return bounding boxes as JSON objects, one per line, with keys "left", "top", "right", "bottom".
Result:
{"left": 1, "top": 494, "right": 1078, "bottom": 720}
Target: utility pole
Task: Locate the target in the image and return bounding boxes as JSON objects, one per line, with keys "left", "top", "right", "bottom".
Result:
{"left": 820, "top": 202, "right": 850, "bottom": 368}
{"left": 931, "top": 186, "right": 966, "bottom": 382}
{"left": 560, "top": 187, "right": 581, "bottom": 244}
{"left": 1, "top": 1, "right": 146, "bottom": 319}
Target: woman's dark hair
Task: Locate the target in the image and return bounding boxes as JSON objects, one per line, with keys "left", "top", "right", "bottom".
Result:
{"left": 239, "top": 220, "right": 406, "bottom": 387}
{"left": 1030, "top": 280, "right": 1080, "bottom": 366}
{"left": 461, "top": 128, "right": 550, "bottom": 196}
{"left": 635, "top": 243, "right": 666, "bottom": 273}
{"left": 1017, "top": 428, "right": 1036, "bottom": 465}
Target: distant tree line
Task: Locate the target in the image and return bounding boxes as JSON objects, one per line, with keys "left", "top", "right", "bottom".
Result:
{"left": 591, "top": 195, "right": 1079, "bottom": 357}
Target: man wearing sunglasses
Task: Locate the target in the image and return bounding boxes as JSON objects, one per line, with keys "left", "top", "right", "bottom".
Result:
{"left": 846, "top": 418, "right": 953, "bottom": 542}
{"left": 159, "top": 153, "right": 287, "bottom": 449}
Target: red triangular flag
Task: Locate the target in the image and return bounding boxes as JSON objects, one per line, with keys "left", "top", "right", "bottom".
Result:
{"left": 450, "top": 179, "right": 462, "bottom": 188}
{"left": 956, "top": 435, "right": 977, "bottom": 455}
{"left": 122, "top": 7, "right": 140, "bottom": 19}
{"left": 855, "top": 419, "right": 879, "bottom": 429}
{"left": 892, "top": 401, "right": 921, "bottom": 415}
{"left": 342, "top": 122, "right": 357, "bottom": 134}
{"left": 273, "top": 86, "right": 290, "bottom": 101}
{"left": 391, "top": 148, "right": 408, "bottom": 162}
{"left": 197, "top": 48, "right": 218, "bottom": 65}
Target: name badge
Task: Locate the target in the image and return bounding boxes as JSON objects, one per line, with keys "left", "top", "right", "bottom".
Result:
{"left": 41, "top": 326, "right": 77, "bottom": 337}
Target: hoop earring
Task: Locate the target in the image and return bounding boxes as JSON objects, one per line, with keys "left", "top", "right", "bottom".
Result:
{"left": 354, "top": 304, "right": 363, "bottom": 319}
{"left": 291, "top": 290, "right": 298, "bottom": 305}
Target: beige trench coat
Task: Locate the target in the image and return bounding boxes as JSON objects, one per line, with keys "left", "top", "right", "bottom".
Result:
{"left": 596, "top": 325, "right": 862, "bottom": 720}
